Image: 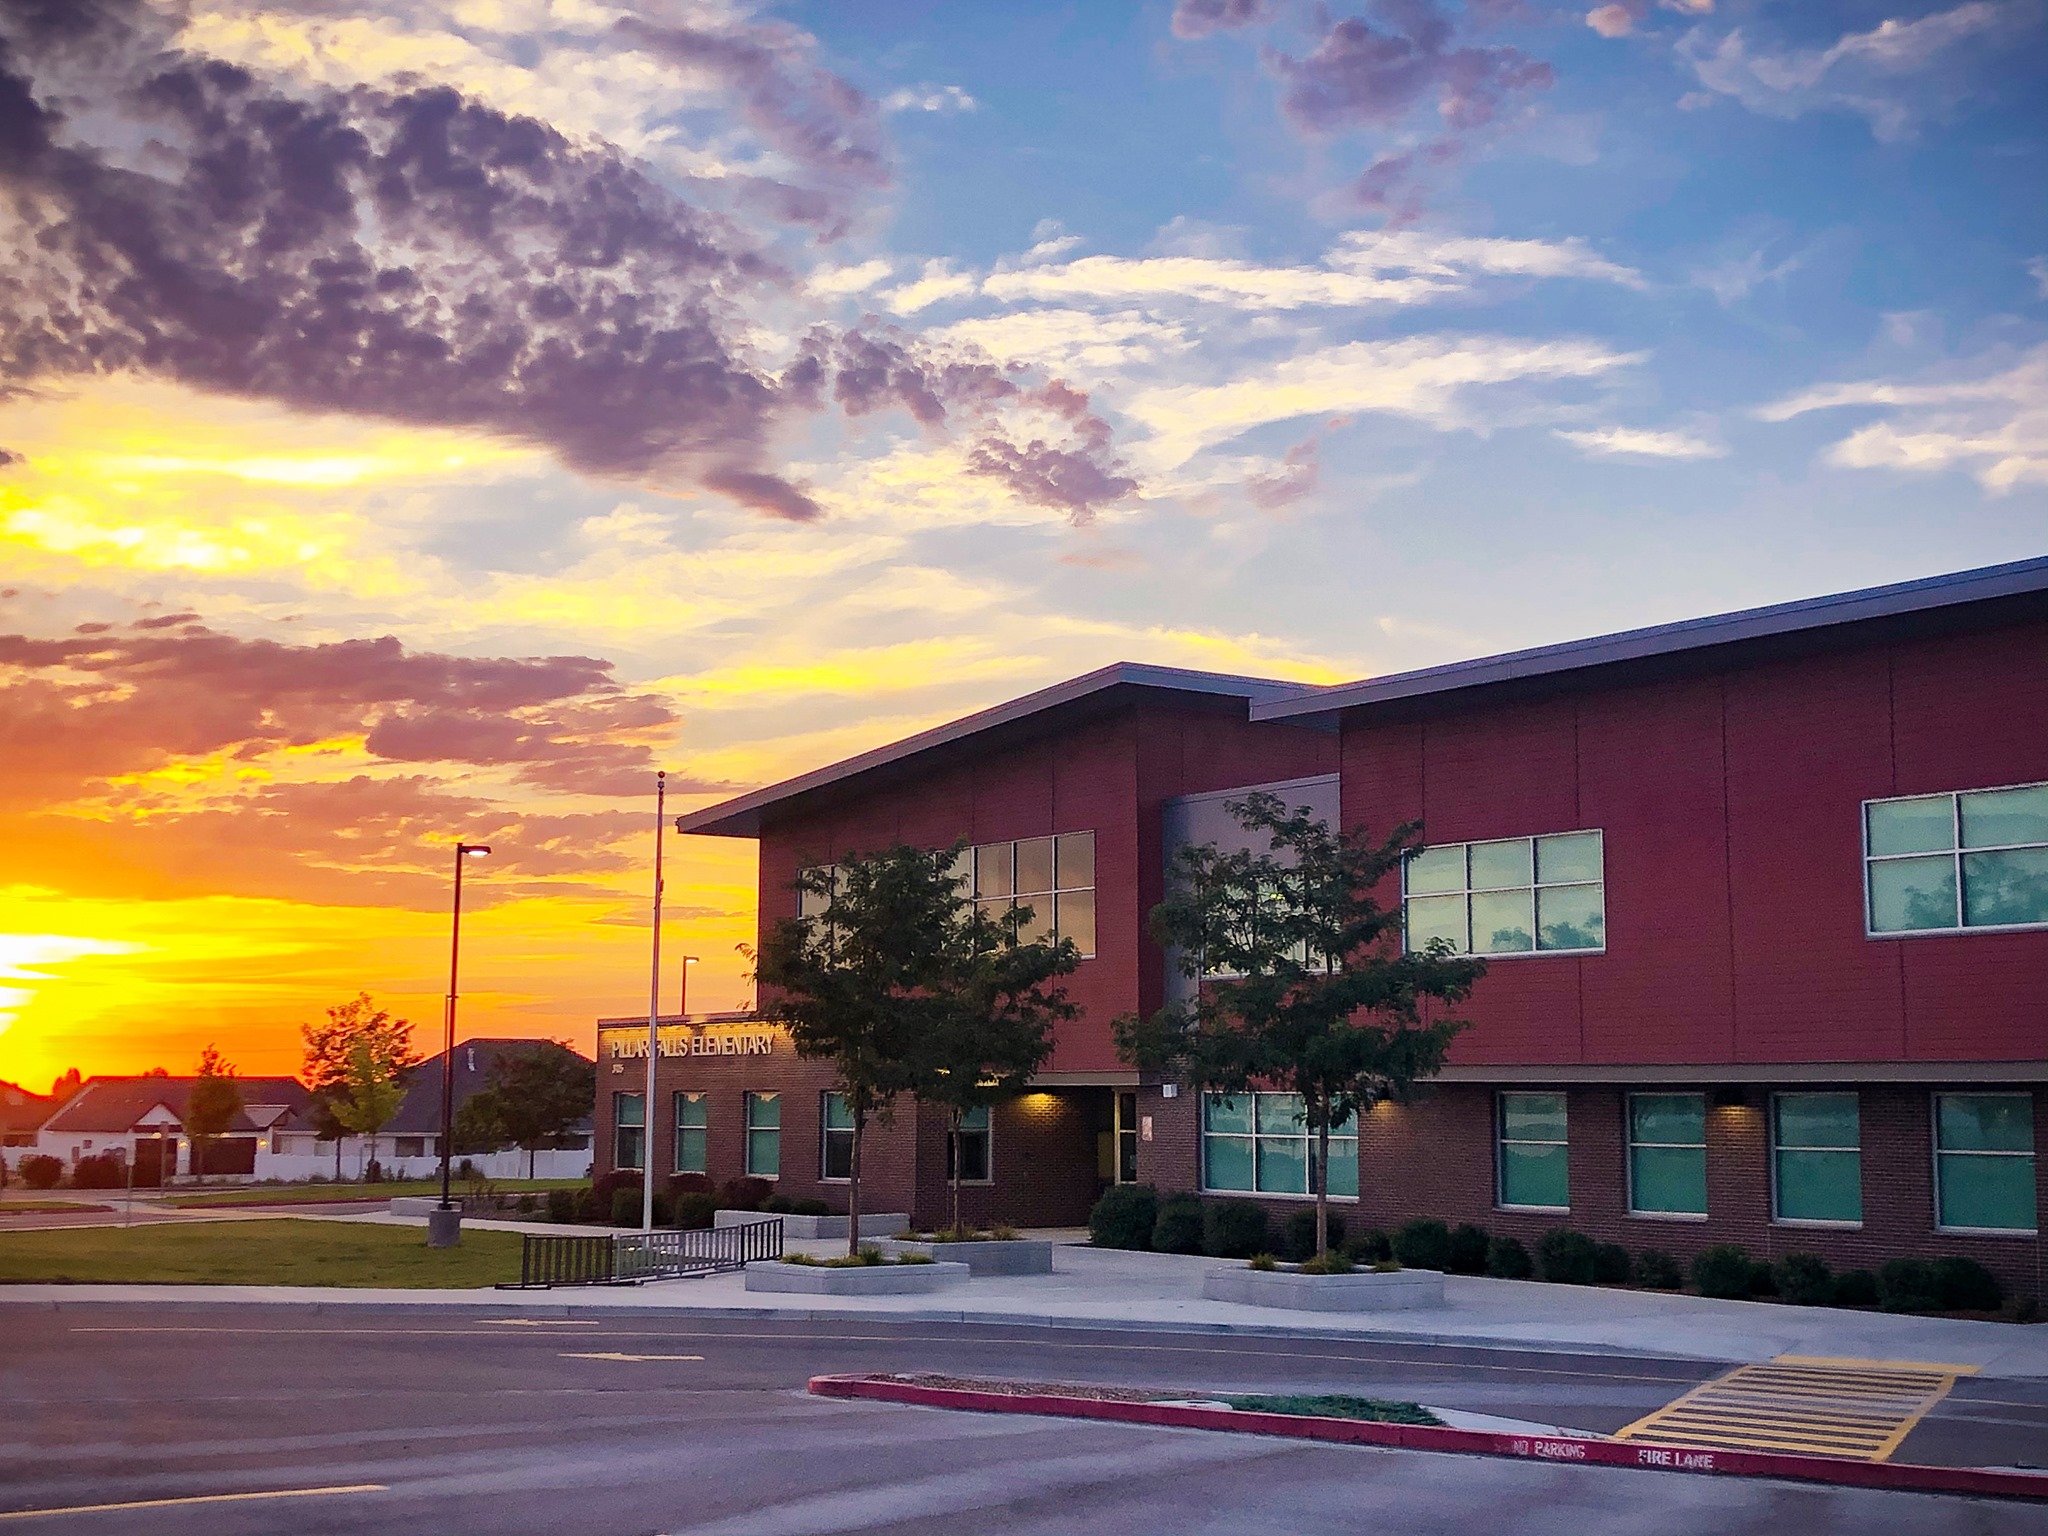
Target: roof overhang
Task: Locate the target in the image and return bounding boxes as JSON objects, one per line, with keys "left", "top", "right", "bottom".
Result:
{"left": 1252, "top": 556, "right": 2048, "bottom": 726}
{"left": 674, "top": 662, "right": 1321, "bottom": 839}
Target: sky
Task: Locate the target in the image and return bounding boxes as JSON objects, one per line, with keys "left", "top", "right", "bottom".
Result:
{"left": 0, "top": 0, "right": 2043, "bottom": 1090}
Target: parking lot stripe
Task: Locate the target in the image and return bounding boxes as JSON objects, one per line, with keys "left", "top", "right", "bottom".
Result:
{"left": 0, "top": 1484, "right": 385, "bottom": 1522}
{"left": 1613, "top": 1356, "right": 1970, "bottom": 1462}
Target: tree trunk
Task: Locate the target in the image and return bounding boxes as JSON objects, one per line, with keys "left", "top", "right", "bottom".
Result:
{"left": 1314, "top": 1113, "right": 1330, "bottom": 1257}
{"left": 847, "top": 1104, "right": 865, "bottom": 1258}
{"left": 529, "top": 1144, "right": 536, "bottom": 1180}
{"left": 948, "top": 1107, "right": 963, "bottom": 1235}
{"left": 333, "top": 1136, "right": 342, "bottom": 1181}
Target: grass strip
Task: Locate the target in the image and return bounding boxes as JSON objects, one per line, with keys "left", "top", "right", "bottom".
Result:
{"left": 0, "top": 1217, "right": 522, "bottom": 1288}
{"left": 1221, "top": 1394, "right": 1443, "bottom": 1426}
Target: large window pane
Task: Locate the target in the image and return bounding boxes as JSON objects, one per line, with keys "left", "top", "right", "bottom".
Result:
{"left": 1056, "top": 830, "right": 1095, "bottom": 888}
{"left": 1536, "top": 831, "right": 1603, "bottom": 884}
{"left": 1406, "top": 893, "right": 1467, "bottom": 951}
{"left": 1937, "top": 1094, "right": 2034, "bottom": 1152}
{"left": 1502, "top": 1092, "right": 1568, "bottom": 1143}
{"left": 1405, "top": 845, "right": 1465, "bottom": 895}
{"left": 1631, "top": 1093, "right": 1705, "bottom": 1145}
{"left": 1868, "top": 795, "right": 1956, "bottom": 856}
{"left": 1468, "top": 839, "right": 1532, "bottom": 890}
{"left": 1015, "top": 836, "right": 1055, "bottom": 895}
{"left": 614, "top": 1092, "right": 645, "bottom": 1172}
{"left": 1014, "top": 896, "right": 1054, "bottom": 945}
{"left": 1774, "top": 1092, "right": 1858, "bottom": 1149}
{"left": 1055, "top": 889, "right": 1096, "bottom": 956}
{"left": 1257, "top": 1094, "right": 1305, "bottom": 1135}
{"left": 1962, "top": 848, "right": 2048, "bottom": 928}
{"left": 1631, "top": 1146, "right": 1707, "bottom": 1215}
{"left": 1776, "top": 1150, "right": 1861, "bottom": 1223}
{"left": 1204, "top": 1095, "right": 1252, "bottom": 1136}
{"left": 1502, "top": 1143, "right": 1570, "bottom": 1209}
{"left": 1937, "top": 1153, "right": 2037, "bottom": 1231}
{"left": 1471, "top": 889, "right": 1534, "bottom": 953}
{"left": 1204, "top": 1136, "right": 1254, "bottom": 1191}
{"left": 1537, "top": 884, "right": 1605, "bottom": 951}
{"left": 1869, "top": 855, "right": 1957, "bottom": 932}
{"left": 1960, "top": 783, "right": 2048, "bottom": 849}
{"left": 674, "top": 1093, "right": 707, "bottom": 1175}
{"left": 1324, "top": 1138, "right": 1359, "bottom": 1199}
{"left": 745, "top": 1092, "right": 780, "bottom": 1178}
{"left": 974, "top": 843, "right": 1013, "bottom": 897}
{"left": 1256, "top": 1135, "right": 1308, "bottom": 1195}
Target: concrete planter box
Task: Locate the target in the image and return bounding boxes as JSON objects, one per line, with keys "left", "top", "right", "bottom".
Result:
{"left": 885, "top": 1239, "right": 1054, "bottom": 1276}
{"left": 743, "top": 1259, "right": 969, "bottom": 1294}
{"left": 1202, "top": 1266, "right": 1446, "bottom": 1312}
{"left": 714, "top": 1210, "right": 909, "bottom": 1241}
{"left": 389, "top": 1196, "right": 445, "bottom": 1217}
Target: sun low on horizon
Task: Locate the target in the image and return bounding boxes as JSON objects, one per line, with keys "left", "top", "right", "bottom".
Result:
{"left": 1, "top": 0, "right": 2042, "bottom": 1090}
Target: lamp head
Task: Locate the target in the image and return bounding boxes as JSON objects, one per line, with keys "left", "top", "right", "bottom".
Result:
{"left": 460, "top": 843, "right": 491, "bottom": 858}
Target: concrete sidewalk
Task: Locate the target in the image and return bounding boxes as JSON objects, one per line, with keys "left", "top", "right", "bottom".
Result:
{"left": 6, "top": 1227, "right": 2044, "bottom": 1379}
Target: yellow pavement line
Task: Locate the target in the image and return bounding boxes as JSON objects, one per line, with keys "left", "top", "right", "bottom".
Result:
{"left": 561, "top": 1351, "right": 704, "bottom": 1362}
{"left": 1614, "top": 1355, "right": 1966, "bottom": 1463}
{"left": 0, "top": 1484, "right": 385, "bottom": 1522}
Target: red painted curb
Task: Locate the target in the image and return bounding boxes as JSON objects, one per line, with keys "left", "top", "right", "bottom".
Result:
{"left": 808, "top": 1374, "right": 2048, "bottom": 1503}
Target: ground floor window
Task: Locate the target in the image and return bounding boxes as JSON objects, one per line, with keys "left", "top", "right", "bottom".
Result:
{"left": 1772, "top": 1092, "right": 1861, "bottom": 1224}
{"left": 1628, "top": 1092, "right": 1706, "bottom": 1217}
{"left": 946, "top": 1105, "right": 992, "bottom": 1184}
{"left": 745, "top": 1091, "right": 781, "bottom": 1178}
{"left": 1497, "top": 1091, "right": 1569, "bottom": 1210}
{"left": 613, "top": 1092, "right": 645, "bottom": 1172}
{"left": 673, "top": 1092, "right": 707, "bottom": 1175}
{"left": 821, "top": 1092, "right": 853, "bottom": 1180}
{"left": 1934, "top": 1093, "right": 2036, "bottom": 1232}
{"left": 1201, "top": 1092, "right": 1357, "bottom": 1198}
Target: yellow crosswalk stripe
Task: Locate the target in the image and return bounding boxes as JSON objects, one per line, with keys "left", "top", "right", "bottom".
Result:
{"left": 1613, "top": 1355, "right": 1976, "bottom": 1463}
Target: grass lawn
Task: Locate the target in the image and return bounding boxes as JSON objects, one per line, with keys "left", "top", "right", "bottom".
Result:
{"left": 164, "top": 1178, "right": 582, "bottom": 1208}
{"left": 0, "top": 1218, "right": 525, "bottom": 1287}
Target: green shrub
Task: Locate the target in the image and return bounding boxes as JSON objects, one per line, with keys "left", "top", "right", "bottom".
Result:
{"left": 672, "top": 1192, "right": 717, "bottom": 1229}
{"left": 1592, "top": 1242, "right": 1632, "bottom": 1286}
{"left": 1833, "top": 1268, "right": 1879, "bottom": 1306}
{"left": 1486, "top": 1234, "right": 1534, "bottom": 1279}
{"left": 791, "top": 1198, "right": 831, "bottom": 1216}
{"left": 1773, "top": 1252, "right": 1834, "bottom": 1306}
{"left": 546, "top": 1188, "right": 576, "bottom": 1224}
{"left": 1088, "top": 1184, "right": 1158, "bottom": 1250}
{"left": 1248, "top": 1253, "right": 1279, "bottom": 1271}
{"left": 763, "top": 1194, "right": 795, "bottom": 1214}
{"left": 1446, "top": 1223, "right": 1491, "bottom": 1275}
{"left": 1284, "top": 1208, "right": 1345, "bottom": 1261}
{"left": 609, "top": 1186, "right": 642, "bottom": 1228}
{"left": 1535, "top": 1228, "right": 1598, "bottom": 1285}
{"left": 1932, "top": 1256, "right": 2003, "bottom": 1312}
{"left": 515, "top": 1192, "right": 539, "bottom": 1214}
{"left": 1392, "top": 1218, "right": 1451, "bottom": 1271}
{"left": 1300, "top": 1248, "right": 1355, "bottom": 1275}
{"left": 1691, "top": 1243, "right": 1756, "bottom": 1300}
{"left": 18, "top": 1154, "right": 64, "bottom": 1190}
{"left": 1152, "top": 1192, "right": 1206, "bottom": 1254}
{"left": 1747, "top": 1260, "right": 1777, "bottom": 1298}
{"left": 1345, "top": 1228, "right": 1393, "bottom": 1264}
{"left": 1633, "top": 1249, "right": 1683, "bottom": 1290}
{"left": 1203, "top": 1200, "right": 1270, "bottom": 1259}
{"left": 1879, "top": 1258, "right": 1941, "bottom": 1313}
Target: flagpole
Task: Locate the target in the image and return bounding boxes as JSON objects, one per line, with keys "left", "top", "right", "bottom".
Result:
{"left": 643, "top": 771, "right": 665, "bottom": 1234}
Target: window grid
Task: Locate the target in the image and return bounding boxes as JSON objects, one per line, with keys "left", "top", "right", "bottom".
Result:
{"left": 1864, "top": 781, "right": 2048, "bottom": 937}
{"left": 1770, "top": 1092, "right": 1862, "bottom": 1227}
{"left": 820, "top": 1092, "right": 853, "bottom": 1181}
{"left": 673, "top": 1092, "right": 707, "bottom": 1176}
{"left": 1403, "top": 831, "right": 1606, "bottom": 957}
{"left": 744, "top": 1091, "right": 781, "bottom": 1179}
{"left": 613, "top": 1092, "right": 645, "bottom": 1173}
{"left": 963, "top": 831, "right": 1097, "bottom": 957}
{"left": 1626, "top": 1092, "right": 1707, "bottom": 1219}
{"left": 1200, "top": 1092, "right": 1358, "bottom": 1200}
{"left": 1933, "top": 1092, "right": 2038, "bottom": 1235}
{"left": 1496, "top": 1091, "right": 1570, "bottom": 1212}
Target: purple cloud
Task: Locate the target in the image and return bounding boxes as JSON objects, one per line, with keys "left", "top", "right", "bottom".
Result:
{"left": 1172, "top": 0, "right": 1273, "bottom": 40}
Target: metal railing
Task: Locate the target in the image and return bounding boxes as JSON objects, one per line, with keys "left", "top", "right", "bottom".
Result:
{"left": 502, "top": 1218, "right": 782, "bottom": 1289}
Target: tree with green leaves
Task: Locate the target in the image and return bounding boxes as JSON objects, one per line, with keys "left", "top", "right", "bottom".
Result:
{"left": 301, "top": 994, "right": 419, "bottom": 1179}
{"left": 333, "top": 1039, "right": 407, "bottom": 1173}
{"left": 452, "top": 1092, "right": 511, "bottom": 1157}
{"left": 184, "top": 1044, "right": 243, "bottom": 1185}
{"left": 1114, "top": 792, "right": 1487, "bottom": 1257}
{"left": 458, "top": 1042, "right": 595, "bottom": 1177}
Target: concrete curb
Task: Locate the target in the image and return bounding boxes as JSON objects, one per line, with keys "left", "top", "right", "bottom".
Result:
{"left": 808, "top": 1374, "right": 2048, "bottom": 1503}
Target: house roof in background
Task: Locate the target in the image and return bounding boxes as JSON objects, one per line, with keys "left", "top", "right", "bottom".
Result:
{"left": 0, "top": 1081, "right": 54, "bottom": 1135}
{"left": 43, "top": 1076, "right": 310, "bottom": 1135}
{"left": 1252, "top": 556, "right": 2048, "bottom": 724}
{"left": 374, "top": 1037, "right": 593, "bottom": 1136}
{"left": 673, "top": 662, "right": 1319, "bottom": 839}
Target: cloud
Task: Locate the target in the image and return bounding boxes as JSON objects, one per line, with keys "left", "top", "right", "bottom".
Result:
{"left": 1172, "top": 0, "right": 1272, "bottom": 40}
{"left": 1756, "top": 343, "right": 2048, "bottom": 493}
{"left": 1555, "top": 425, "right": 1726, "bottom": 459}
{"left": 2029, "top": 256, "right": 2048, "bottom": 299}
{"left": 1677, "top": 3, "right": 2024, "bottom": 140}
{"left": 882, "top": 259, "right": 979, "bottom": 314}
{"left": 1586, "top": 5, "right": 1642, "bottom": 39}
{"left": 0, "top": 447, "right": 21, "bottom": 468}
{"left": 1245, "top": 435, "right": 1323, "bottom": 509}
{"left": 881, "top": 84, "right": 977, "bottom": 113}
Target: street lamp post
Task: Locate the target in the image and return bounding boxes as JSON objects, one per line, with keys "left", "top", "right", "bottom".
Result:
{"left": 432, "top": 841, "right": 490, "bottom": 1249}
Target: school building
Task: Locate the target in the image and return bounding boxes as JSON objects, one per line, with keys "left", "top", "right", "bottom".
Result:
{"left": 597, "top": 556, "right": 2047, "bottom": 1298}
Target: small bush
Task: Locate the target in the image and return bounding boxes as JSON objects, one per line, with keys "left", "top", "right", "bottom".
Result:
{"left": 610, "top": 1186, "right": 642, "bottom": 1228}
{"left": 1773, "top": 1252, "right": 1834, "bottom": 1306}
{"left": 1589, "top": 1241, "right": 1631, "bottom": 1285}
{"left": 1535, "top": 1228, "right": 1598, "bottom": 1286}
{"left": 1932, "top": 1256, "right": 2003, "bottom": 1312}
{"left": 989, "top": 1224, "right": 1019, "bottom": 1241}
{"left": 763, "top": 1193, "right": 795, "bottom": 1213}
{"left": 591, "top": 1168, "right": 640, "bottom": 1205}
{"left": 1204, "top": 1200, "right": 1270, "bottom": 1259}
{"left": 456, "top": 1158, "right": 478, "bottom": 1181}
{"left": 1284, "top": 1208, "right": 1345, "bottom": 1261}
{"left": 1691, "top": 1243, "right": 1756, "bottom": 1300}
{"left": 1300, "top": 1248, "right": 1356, "bottom": 1275}
{"left": 672, "top": 1192, "right": 717, "bottom": 1229}
{"left": 1633, "top": 1249, "right": 1683, "bottom": 1290}
{"left": 1370, "top": 1259, "right": 1403, "bottom": 1273}
{"left": 669, "top": 1172, "right": 712, "bottom": 1197}
{"left": 69, "top": 1152, "right": 126, "bottom": 1189}
{"left": 1392, "top": 1218, "right": 1451, "bottom": 1271}
{"left": 546, "top": 1188, "right": 576, "bottom": 1224}
{"left": 1833, "top": 1268, "right": 1879, "bottom": 1306}
{"left": 896, "top": 1253, "right": 935, "bottom": 1265}
{"left": 1248, "top": 1253, "right": 1278, "bottom": 1271}
{"left": 1088, "top": 1184, "right": 1158, "bottom": 1250}
{"left": 1447, "top": 1224, "right": 1492, "bottom": 1275}
{"left": 1152, "top": 1191, "right": 1205, "bottom": 1254}
{"left": 1879, "top": 1258, "right": 1942, "bottom": 1313}
{"left": 1486, "top": 1234, "right": 1534, "bottom": 1279}
{"left": 364, "top": 1159, "right": 384, "bottom": 1184}
{"left": 791, "top": 1197, "right": 831, "bottom": 1216}
{"left": 1345, "top": 1228, "right": 1393, "bottom": 1264}
{"left": 515, "top": 1192, "right": 538, "bottom": 1214}
{"left": 719, "top": 1176, "right": 772, "bottom": 1212}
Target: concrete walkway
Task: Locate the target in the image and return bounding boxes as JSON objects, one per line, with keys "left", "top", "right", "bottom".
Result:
{"left": 6, "top": 1218, "right": 2044, "bottom": 1379}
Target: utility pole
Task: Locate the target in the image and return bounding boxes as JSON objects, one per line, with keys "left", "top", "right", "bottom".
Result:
{"left": 643, "top": 771, "right": 665, "bottom": 1234}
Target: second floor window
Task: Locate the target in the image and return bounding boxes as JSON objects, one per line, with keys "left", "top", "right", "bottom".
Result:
{"left": 1405, "top": 831, "right": 1605, "bottom": 956}
{"left": 1866, "top": 782, "right": 2048, "bottom": 935}
{"left": 956, "top": 831, "right": 1096, "bottom": 957}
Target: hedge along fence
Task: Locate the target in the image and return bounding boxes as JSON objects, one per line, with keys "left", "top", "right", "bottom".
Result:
{"left": 1088, "top": 1190, "right": 2025, "bottom": 1317}
{"left": 549, "top": 1171, "right": 838, "bottom": 1230}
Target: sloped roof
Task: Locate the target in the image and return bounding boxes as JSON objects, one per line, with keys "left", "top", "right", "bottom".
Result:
{"left": 43, "top": 1076, "right": 310, "bottom": 1135}
{"left": 0, "top": 1081, "right": 54, "bottom": 1135}
{"left": 282, "top": 1037, "right": 594, "bottom": 1136}
{"left": 674, "top": 662, "right": 1321, "bottom": 839}
{"left": 1253, "top": 556, "right": 2048, "bottom": 724}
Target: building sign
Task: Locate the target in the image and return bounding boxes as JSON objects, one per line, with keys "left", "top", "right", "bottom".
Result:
{"left": 600, "top": 1023, "right": 780, "bottom": 1062}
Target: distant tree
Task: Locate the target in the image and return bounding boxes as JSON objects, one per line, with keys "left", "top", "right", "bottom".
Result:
{"left": 460, "top": 1042, "right": 596, "bottom": 1178}
{"left": 1115, "top": 793, "right": 1488, "bottom": 1256}
{"left": 452, "top": 1093, "right": 512, "bottom": 1157}
{"left": 50, "top": 1067, "right": 81, "bottom": 1101}
{"left": 332, "top": 1040, "right": 408, "bottom": 1173}
{"left": 301, "top": 994, "right": 418, "bottom": 1178}
{"left": 141, "top": 1066, "right": 169, "bottom": 1078}
{"left": 184, "top": 1045, "right": 243, "bottom": 1185}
